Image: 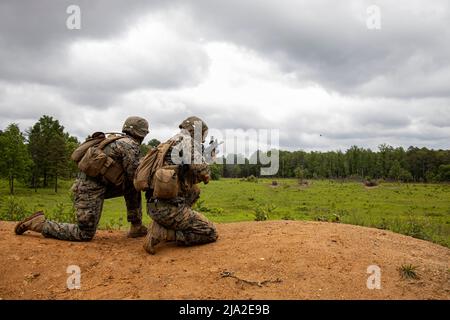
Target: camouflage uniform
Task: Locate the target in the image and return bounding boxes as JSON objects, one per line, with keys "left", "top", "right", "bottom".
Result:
{"left": 146, "top": 131, "right": 218, "bottom": 246}
{"left": 42, "top": 136, "right": 142, "bottom": 241}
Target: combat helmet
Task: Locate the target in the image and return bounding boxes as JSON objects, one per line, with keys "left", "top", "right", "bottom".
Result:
{"left": 122, "top": 116, "right": 149, "bottom": 139}
{"left": 179, "top": 116, "right": 208, "bottom": 141}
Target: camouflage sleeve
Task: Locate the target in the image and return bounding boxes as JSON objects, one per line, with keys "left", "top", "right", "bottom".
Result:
{"left": 119, "top": 139, "right": 141, "bottom": 179}
{"left": 117, "top": 139, "right": 142, "bottom": 223}
{"left": 106, "top": 137, "right": 141, "bottom": 180}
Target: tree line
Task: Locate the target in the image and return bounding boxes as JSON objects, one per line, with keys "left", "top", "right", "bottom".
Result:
{"left": 1, "top": 115, "right": 449, "bottom": 194}
{"left": 213, "top": 145, "right": 450, "bottom": 182}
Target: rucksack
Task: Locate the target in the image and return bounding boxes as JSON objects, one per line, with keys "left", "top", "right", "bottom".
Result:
{"left": 133, "top": 139, "right": 177, "bottom": 191}
{"left": 71, "top": 132, "right": 106, "bottom": 163}
{"left": 71, "top": 132, "right": 126, "bottom": 185}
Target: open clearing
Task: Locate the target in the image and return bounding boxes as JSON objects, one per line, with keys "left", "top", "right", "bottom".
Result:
{"left": 1, "top": 179, "right": 450, "bottom": 247}
{"left": 1, "top": 220, "right": 449, "bottom": 300}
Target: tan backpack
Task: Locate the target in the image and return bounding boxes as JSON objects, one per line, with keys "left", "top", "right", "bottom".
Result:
{"left": 133, "top": 140, "right": 177, "bottom": 191}
{"left": 72, "top": 133, "right": 126, "bottom": 186}
{"left": 71, "top": 132, "right": 106, "bottom": 163}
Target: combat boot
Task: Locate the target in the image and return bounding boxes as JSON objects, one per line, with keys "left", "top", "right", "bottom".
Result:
{"left": 127, "top": 223, "right": 148, "bottom": 238}
{"left": 14, "top": 211, "right": 45, "bottom": 235}
{"left": 143, "top": 222, "right": 176, "bottom": 255}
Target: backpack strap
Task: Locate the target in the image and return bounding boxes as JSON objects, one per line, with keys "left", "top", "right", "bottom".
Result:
{"left": 97, "top": 135, "right": 126, "bottom": 150}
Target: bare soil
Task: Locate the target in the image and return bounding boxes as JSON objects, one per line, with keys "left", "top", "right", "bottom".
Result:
{"left": 0, "top": 220, "right": 449, "bottom": 300}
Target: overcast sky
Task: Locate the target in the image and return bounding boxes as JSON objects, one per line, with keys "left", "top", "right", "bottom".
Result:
{"left": 0, "top": 0, "right": 449, "bottom": 152}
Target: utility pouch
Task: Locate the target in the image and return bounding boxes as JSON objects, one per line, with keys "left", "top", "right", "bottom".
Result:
{"left": 100, "top": 156, "right": 124, "bottom": 186}
{"left": 77, "top": 135, "right": 125, "bottom": 185}
{"left": 153, "top": 167, "right": 179, "bottom": 199}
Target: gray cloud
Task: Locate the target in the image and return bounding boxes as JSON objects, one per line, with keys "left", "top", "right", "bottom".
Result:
{"left": 184, "top": 0, "right": 450, "bottom": 98}
{"left": 0, "top": 0, "right": 449, "bottom": 151}
{"left": 0, "top": 0, "right": 209, "bottom": 106}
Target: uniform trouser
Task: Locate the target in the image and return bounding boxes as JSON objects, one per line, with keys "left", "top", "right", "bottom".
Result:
{"left": 41, "top": 178, "right": 142, "bottom": 241}
{"left": 147, "top": 200, "right": 218, "bottom": 246}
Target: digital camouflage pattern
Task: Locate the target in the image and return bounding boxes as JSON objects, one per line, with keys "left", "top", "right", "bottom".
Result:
{"left": 146, "top": 130, "right": 218, "bottom": 246}
{"left": 148, "top": 202, "right": 217, "bottom": 246}
{"left": 42, "top": 136, "right": 143, "bottom": 241}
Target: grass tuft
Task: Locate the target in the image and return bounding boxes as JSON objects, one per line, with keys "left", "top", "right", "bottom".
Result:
{"left": 398, "top": 264, "right": 420, "bottom": 280}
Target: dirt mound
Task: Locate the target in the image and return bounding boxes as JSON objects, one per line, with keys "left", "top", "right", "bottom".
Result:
{"left": 0, "top": 220, "right": 449, "bottom": 300}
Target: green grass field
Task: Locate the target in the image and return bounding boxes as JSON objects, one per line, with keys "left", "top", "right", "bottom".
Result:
{"left": 1, "top": 178, "right": 449, "bottom": 247}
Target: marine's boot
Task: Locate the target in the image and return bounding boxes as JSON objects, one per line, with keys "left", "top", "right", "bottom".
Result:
{"left": 14, "top": 211, "right": 45, "bottom": 235}
{"left": 143, "top": 222, "right": 176, "bottom": 255}
{"left": 127, "top": 223, "right": 148, "bottom": 238}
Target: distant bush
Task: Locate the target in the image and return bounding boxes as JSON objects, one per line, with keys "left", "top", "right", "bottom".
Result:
{"left": 209, "top": 164, "right": 222, "bottom": 181}
{"left": 402, "top": 217, "right": 429, "bottom": 240}
{"left": 241, "top": 175, "right": 258, "bottom": 183}
{"left": 436, "top": 164, "right": 450, "bottom": 182}
{"left": 281, "top": 213, "right": 294, "bottom": 220}
{"left": 0, "top": 193, "right": 76, "bottom": 223}
{"left": 399, "top": 169, "right": 414, "bottom": 182}
{"left": 314, "top": 215, "right": 328, "bottom": 222}
{"left": 376, "top": 218, "right": 389, "bottom": 230}
{"left": 1, "top": 196, "right": 28, "bottom": 221}
{"left": 254, "top": 203, "right": 276, "bottom": 221}
{"left": 47, "top": 201, "right": 76, "bottom": 224}
{"left": 193, "top": 200, "right": 224, "bottom": 216}
{"left": 102, "top": 216, "right": 125, "bottom": 231}
{"left": 194, "top": 199, "right": 208, "bottom": 212}
{"left": 294, "top": 167, "right": 305, "bottom": 183}
{"left": 254, "top": 207, "right": 269, "bottom": 221}
{"left": 364, "top": 179, "right": 378, "bottom": 187}
{"left": 313, "top": 213, "right": 340, "bottom": 223}
{"left": 209, "top": 207, "right": 224, "bottom": 215}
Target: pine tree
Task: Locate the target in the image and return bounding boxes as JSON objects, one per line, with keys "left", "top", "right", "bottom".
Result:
{"left": 0, "top": 124, "right": 31, "bottom": 194}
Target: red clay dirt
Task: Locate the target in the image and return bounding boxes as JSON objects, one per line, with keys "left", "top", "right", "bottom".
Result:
{"left": 0, "top": 220, "right": 449, "bottom": 300}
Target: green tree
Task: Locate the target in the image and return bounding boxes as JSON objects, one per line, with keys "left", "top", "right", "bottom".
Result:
{"left": 28, "top": 116, "right": 67, "bottom": 192}
{"left": 64, "top": 133, "right": 80, "bottom": 179}
{"left": 140, "top": 138, "right": 162, "bottom": 155}
{"left": 436, "top": 164, "right": 450, "bottom": 182}
{"left": 294, "top": 166, "right": 305, "bottom": 184}
{"left": 399, "top": 168, "right": 413, "bottom": 182}
{"left": 148, "top": 138, "right": 161, "bottom": 148}
{"left": 378, "top": 144, "right": 397, "bottom": 178}
{"left": 0, "top": 124, "right": 31, "bottom": 194}
{"left": 388, "top": 160, "right": 402, "bottom": 181}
